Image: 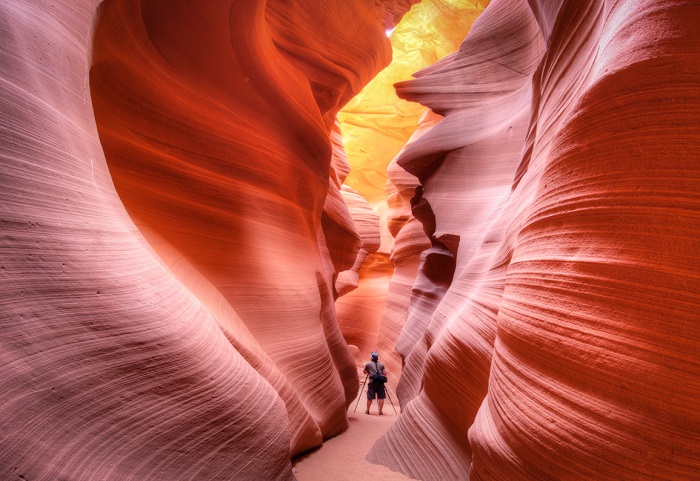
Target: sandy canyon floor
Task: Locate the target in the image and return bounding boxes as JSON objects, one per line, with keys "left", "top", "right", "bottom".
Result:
{"left": 293, "top": 400, "right": 412, "bottom": 481}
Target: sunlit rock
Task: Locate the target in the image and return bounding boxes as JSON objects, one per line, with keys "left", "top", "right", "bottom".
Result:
{"left": 369, "top": 1, "right": 544, "bottom": 476}
{"left": 336, "top": 0, "right": 490, "bottom": 382}
{"left": 370, "top": 0, "right": 700, "bottom": 480}
{"left": 2, "top": 0, "right": 698, "bottom": 479}
{"left": 0, "top": 0, "right": 404, "bottom": 479}
{"left": 338, "top": 0, "right": 488, "bottom": 205}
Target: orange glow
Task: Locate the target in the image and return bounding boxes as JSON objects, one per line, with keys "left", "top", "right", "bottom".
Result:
{"left": 338, "top": 0, "right": 489, "bottom": 205}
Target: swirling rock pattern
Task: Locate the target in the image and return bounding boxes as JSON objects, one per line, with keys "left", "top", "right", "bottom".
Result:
{"left": 336, "top": 0, "right": 489, "bottom": 377}
{"left": 470, "top": 1, "right": 700, "bottom": 479}
{"left": 370, "top": 0, "right": 544, "bottom": 476}
{"left": 372, "top": 0, "right": 700, "bottom": 480}
{"left": 91, "top": 0, "right": 395, "bottom": 450}
{"left": 0, "top": 0, "right": 405, "bottom": 479}
{"left": 3, "top": 0, "right": 699, "bottom": 480}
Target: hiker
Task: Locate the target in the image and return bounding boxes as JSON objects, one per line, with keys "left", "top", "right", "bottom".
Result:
{"left": 363, "top": 351, "right": 387, "bottom": 415}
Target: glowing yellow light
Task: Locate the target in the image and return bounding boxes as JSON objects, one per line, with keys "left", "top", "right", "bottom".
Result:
{"left": 338, "top": 0, "right": 489, "bottom": 206}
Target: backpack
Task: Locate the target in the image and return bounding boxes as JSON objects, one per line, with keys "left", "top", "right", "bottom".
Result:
{"left": 371, "top": 361, "right": 387, "bottom": 383}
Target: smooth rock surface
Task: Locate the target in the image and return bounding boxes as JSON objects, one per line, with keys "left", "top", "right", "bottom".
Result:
{"left": 2, "top": 0, "right": 699, "bottom": 480}
{"left": 0, "top": 0, "right": 404, "bottom": 479}
{"left": 370, "top": 0, "right": 700, "bottom": 480}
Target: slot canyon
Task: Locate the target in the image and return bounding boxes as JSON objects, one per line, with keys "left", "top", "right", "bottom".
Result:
{"left": 1, "top": 0, "right": 698, "bottom": 480}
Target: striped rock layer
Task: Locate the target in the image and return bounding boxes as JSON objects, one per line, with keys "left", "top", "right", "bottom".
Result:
{"left": 370, "top": 0, "right": 700, "bottom": 480}
{"left": 2, "top": 0, "right": 699, "bottom": 480}
{"left": 0, "top": 1, "right": 405, "bottom": 480}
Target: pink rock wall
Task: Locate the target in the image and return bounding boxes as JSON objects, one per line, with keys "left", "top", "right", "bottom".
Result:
{"left": 469, "top": 1, "right": 700, "bottom": 478}
{"left": 0, "top": 0, "right": 401, "bottom": 479}
{"left": 3, "top": 0, "right": 698, "bottom": 479}
{"left": 370, "top": 0, "right": 545, "bottom": 476}
{"left": 370, "top": 0, "right": 700, "bottom": 480}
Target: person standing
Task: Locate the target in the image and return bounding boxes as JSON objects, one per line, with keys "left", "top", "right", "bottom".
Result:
{"left": 363, "top": 351, "right": 387, "bottom": 415}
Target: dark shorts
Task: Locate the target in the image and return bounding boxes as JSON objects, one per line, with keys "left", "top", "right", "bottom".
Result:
{"left": 367, "top": 381, "right": 386, "bottom": 400}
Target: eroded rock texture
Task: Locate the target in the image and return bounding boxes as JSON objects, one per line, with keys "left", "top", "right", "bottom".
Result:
{"left": 0, "top": 0, "right": 402, "bottom": 479}
{"left": 336, "top": 0, "right": 489, "bottom": 380}
{"left": 371, "top": 0, "right": 700, "bottom": 480}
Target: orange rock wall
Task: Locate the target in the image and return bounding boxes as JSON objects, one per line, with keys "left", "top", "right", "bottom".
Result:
{"left": 3, "top": 0, "right": 699, "bottom": 480}
{"left": 371, "top": 0, "right": 700, "bottom": 479}
{"left": 336, "top": 0, "right": 490, "bottom": 379}
{"left": 0, "top": 0, "right": 403, "bottom": 479}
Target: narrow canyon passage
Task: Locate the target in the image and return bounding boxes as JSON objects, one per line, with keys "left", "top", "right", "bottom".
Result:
{"left": 1, "top": 1, "right": 699, "bottom": 481}
{"left": 292, "top": 395, "right": 410, "bottom": 481}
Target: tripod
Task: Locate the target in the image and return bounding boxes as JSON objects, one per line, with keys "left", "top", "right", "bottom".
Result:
{"left": 353, "top": 373, "right": 398, "bottom": 414}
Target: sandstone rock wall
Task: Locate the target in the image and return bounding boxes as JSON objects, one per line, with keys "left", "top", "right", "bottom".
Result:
{"left": 336, "top": 0, "right": 490, "bottom": 380}
{"left": 0, "top": 1, "right": 401, "bottom": 479}
{"left": 3, "top": 0, "right": 698, "bottom": 479}
{"left": 370, "top": 0, "right": 700, "bottom": 479}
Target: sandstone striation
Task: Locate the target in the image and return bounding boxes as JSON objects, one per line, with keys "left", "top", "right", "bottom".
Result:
{"left": 369, "top": 0, "right": 544, "bottom": 476}
{"left": 2, "top": 0, "right": 699, "bottom": 480}
{"left": 0, "top": 0, "right": 403, "bottom": 479}
{"left": 336, "top": 0, "right": 489, "bottom": 380}
{"left": 370, "top": 0, "right": 700, "bottom": 480}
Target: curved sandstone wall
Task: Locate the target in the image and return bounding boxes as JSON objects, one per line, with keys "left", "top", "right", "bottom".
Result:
{"left": 0, "top": 0, "right": 405, "bottom": 479}
{"left": 2, "top": 0, "right": 698, "bottom": 480}
{"left": 371, "top": 0, "right": 700, "bottom": 479}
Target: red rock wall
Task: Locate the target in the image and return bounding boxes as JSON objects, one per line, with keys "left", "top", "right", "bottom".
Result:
{"left": 470, "top": 1, "right": 700, "bottom": 478}
{"left": 90, "top": 0, "right": 396, "bottom": 451}
{"left": 0, "top": 0, "right": 400, "bottom": 479}
{"left": 371, "top": 0, "right": 700, "bottom": 479}
{"left": 3, "top": 0, "right": 699, "bottom": 479}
